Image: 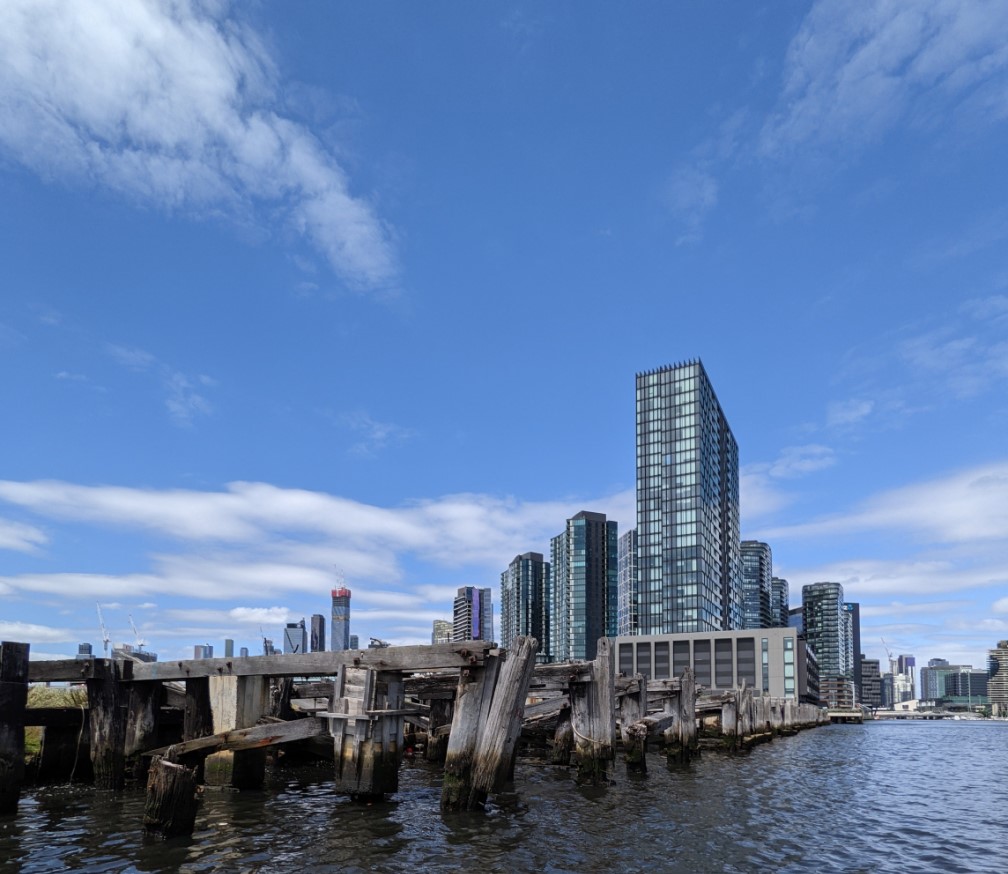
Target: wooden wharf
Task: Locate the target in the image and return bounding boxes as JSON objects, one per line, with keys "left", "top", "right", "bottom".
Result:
{"left": 2, "top": 636, "right": 828, "bottom": 835}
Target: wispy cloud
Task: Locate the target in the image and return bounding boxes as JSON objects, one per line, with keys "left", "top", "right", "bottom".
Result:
{"left": 105, "top": 343, "right": 214, "bottom": 426}
{"left": 663, "top": 164, "right": 719, "bottom": 245}
{"left": 342, "top": 411, "right": 416, "bottom": 457}
{"left": 0, "top": 0, "right": 396, "bottom": 289}
{"left": 0, "top": 518, "right": 47, "bottom": 553}
{"left": 826, "top": 398, "right": 874, "bottom": 428}
{"left": 741, "top": 445, "right": 836, "bottom": 524}
{"left": 760, "top": 1, "right": 1008, "bottom": 157}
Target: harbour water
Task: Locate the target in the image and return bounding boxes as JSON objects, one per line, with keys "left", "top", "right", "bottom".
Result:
{"left": 3, "top": 720, "right": 1006, "bottom": 873}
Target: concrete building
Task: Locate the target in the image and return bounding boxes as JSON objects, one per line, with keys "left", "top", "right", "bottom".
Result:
{"left": 987, "top": 641, "right": 1008, "bottom": 717}
{"left": 613, "top": 626, "right": 819, "bottom": 702}
{"left": 284, "top": 619, "right": 308, "bottom": 654}
{"left": 617, "top": 528, "right": 638, "bottom": 636}
{"left": 551, "top": 511, "right": 617, "bottom": 661}
{"left": 331, "top": 587, "right": 351, "bottom": 652}
{"left": 740, "top": 540, "right": 773, "bottom": 629}
{"left": 431, "top": 619, "right": 452, "bottom": 645}
{"left": 310, "top": 614, "right": 325, "bottom": 653}
{"left": 635, "top": 360, "right": 741, "bottom": 634}
{"left": 453, "top": 586, "right": 493, "bottom": 644}
{"left": 500, "top": 551, "right": 551, "bottom": 661}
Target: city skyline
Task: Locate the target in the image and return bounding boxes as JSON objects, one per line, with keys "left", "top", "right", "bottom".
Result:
{"left": 1, "top": 3, "right": 1006, "bottom": 670}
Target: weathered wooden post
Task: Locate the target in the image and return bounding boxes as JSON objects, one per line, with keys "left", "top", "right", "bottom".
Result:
{"left": 551, "top": 705, "right": 573, "bottom": 766}
{"left": 441, "top": 637, "right": 537, "bottom": 811}
{"left": 425, "top": 697, "right": 453, "bottom": 764}
{"left": 184, "top": 677, "right": 213, "bottom": 783}
{"left": 570, "top": 638, "right": 615, "bottom": 785}
{"left": 0, "top": 641, "right": 30, "bottom": 815}
{"left": 205, "top": 675, "right": 269, "bottom": 789}
{"left": 144, "top": 750, "right": 201, "bottom": 838}
{"left": 721, "top": 691, "right": 738, "bottom": 752}
{"left": 125, "top": 680, "right": 163, "bottom": 783}
{"left": 619, "top": 674, "right": 648, "bottom": 775}
{"left": 679, "top": 667, "right": 697, "bottom": 757}
{"left": 87, "top": 658, "right": 129, "bottom": 790}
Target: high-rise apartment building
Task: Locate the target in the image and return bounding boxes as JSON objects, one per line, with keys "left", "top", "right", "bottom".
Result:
{"left": 284, "top": 619, "right": 308, "bottom": 654}
{"left": 500, "top": 552, "right": 551, "bottom": 661}
{"left": 988, "top": 642, "right": 1008, "bottom": 717}
{"left": 550, "top": 512, "right": 618, "bottom": 662}
{"left": 771, "top": 577, "right": 789, "bottom": 627}
{"left": 636, "top": 361, "right": 741, "bottom": 634}
{"left": 331, "top": 587, "right": 351, "bottom": 652}
{"left": 802, "top": 581, "right": 854, "bottom": 708}
{"left": 845, "top": 602, "right": 861, "bottom": 702}
{"left": 740, "top": 540, "right": 773, "bottom": 629}
{"left": 310, "top": 614, "right": 325, "bottom": 653}
{"left": 897, "top": 654, "right": 916, "bottom": 700}
{"left": 860, "top": 656, "right": 882, "bottom": 709}
{"left": 617, "top": 528, "right": 638, "bottom": 636}
{"left": 453, "top": 586, "right": 493, "bottom": 644}
{"left": 431, "top": 619, "right": 452, "bottom": 645}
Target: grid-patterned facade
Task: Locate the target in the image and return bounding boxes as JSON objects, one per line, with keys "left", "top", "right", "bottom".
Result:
{"left": 802, "top": 582, "right": 849, "bottom": 694}
{"left": 987, "top": 641, "right": 1008, "bottom": 717}
{"left": 740, "top": 540, "right": 773, "bottom": 629}
{"left": 331, "top": 587, "right": 351, "bottom": 652}
{"left": 617, "top": 528, "right": 638, "bottom": 636}
{"left": 500, "top": 552, "right": 551, "bottom": 662}
{"left": 453, "top": 586, "right": 494, "bottom": 644}
{"left": 860, "top": 656, "right": 882, "bottom": 708}
{"left": 771, "top": 577, "right": 789, "bottom": 627}
{"left": 551, "top": 511, "right": 617, "bottom": 662}
{"left": 636, "top": 361, "right": 741, "bottom": 634}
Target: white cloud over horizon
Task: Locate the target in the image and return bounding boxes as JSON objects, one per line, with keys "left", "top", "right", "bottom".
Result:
{"left": 0, "top": 0, "right": 396, "bottom": 289}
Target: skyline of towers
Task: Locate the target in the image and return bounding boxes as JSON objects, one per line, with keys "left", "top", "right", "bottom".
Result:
{"left": 550, "top": 511, "right": 618, "bottom": 662}
{"left": 635, "top": 360, "right": 741, "bottom": 634}
{"left": 331, "top": 586, "right": 351, "bottom": 652}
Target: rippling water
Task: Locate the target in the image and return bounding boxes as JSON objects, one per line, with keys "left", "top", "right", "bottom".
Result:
{"left": 3, "top": 721, "right": 1007, "bottom": 873}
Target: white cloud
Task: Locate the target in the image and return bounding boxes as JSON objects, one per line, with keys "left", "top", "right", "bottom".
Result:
{"left": 0, "top": 0, "right": 396, "bottom": 289}
{"left": 664, "top": 164, "right": 719, "bottom": 245}
{"left": 761, "top": 1, "right": 1008, "bottom": 157}
{"left": 993, "top": 597, "right": 1008, "bottom": 614}
{"left": 740, "top": 445, "right": 836, "bottom": 526}
{"left": 826, "top": 399, "right": 874, "bottom": 428}
{"left": 0, "top": 620, "right": 78, "bottom": 643}
{"left": 106, "top": 343, "right": 214, "bottom": 426}
{"left": 342, "top": 411, "right": 416, "bottom": 457}
{"left": 0, "top": 518, "right": 47, "bottom": 553}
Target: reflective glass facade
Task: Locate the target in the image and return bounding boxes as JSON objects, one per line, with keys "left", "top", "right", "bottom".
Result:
{"left": 500, "top": 552, "right": 551, "bottom": 662}
{"left": 740, "top": 540, "right": 773, "bottom": 629}
{"left": 635, "top": 361, "right": 741, "bottom": 634}
{"left": 801, "top": 581, "right": 848, "bottom": 679}
{"left": 617, "top": 528, "right": 638, "bottom": 636}
{"left": 331, "top": 587, "right": 351, "bottom": 652}
{"left": 770, "top": 577, "right": 789, "bottom": 627}
{"left": 551, "top": 511, "right": 617, "bottom": 661}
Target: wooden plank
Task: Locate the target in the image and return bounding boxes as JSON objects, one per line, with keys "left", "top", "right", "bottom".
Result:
{"left": 523, "top": 695, "right": 569, "bottom": 721}
{"left": 146, "top": 717, "right": 326, "bottom": 758}
{"left": 29, "top": 643, "right": 494, "bottom": 684}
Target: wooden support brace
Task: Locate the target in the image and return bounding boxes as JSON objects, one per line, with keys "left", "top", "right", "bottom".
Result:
{"left": 0, "top": 641, "right": 30, "bottom": 815}
{"left": 87, "top": 658, "right": 129, "bottom": 790}
{"left": 125, "top": 680, "right": 162, "bottom": 783}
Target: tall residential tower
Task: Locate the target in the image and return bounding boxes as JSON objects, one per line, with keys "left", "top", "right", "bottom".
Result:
{"left": 635, "top": 361, "right": 741, "bottom": 634}
{"left": 500, "top": 552, "right": 551, "bottom": 662}
{"left": 331, "top": 587, "right": 351, "bottom": 652}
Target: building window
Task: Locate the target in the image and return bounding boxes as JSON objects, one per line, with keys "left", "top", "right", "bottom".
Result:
{"left": 694, "top": 639, "right": 711, "bottom": 686}
{"left": 654, "top": 641, "right": 670, "bottom": 679}
{"left": 761, "top": 637, "right": 769, "bottom": 693}
{"left": 737, "top": 637, "right": 756, "bottom": 689}
{"left": 715, "top": 638, "right": 734, "bottom": 688}
{"left": 619, "top": 643, "right": 633, "bottom": 676}
{"left": 636, "top": 642, "right": 652, "bottom": 679}
{"left": 673, "top": 640, "right": 690, "bottom": 676}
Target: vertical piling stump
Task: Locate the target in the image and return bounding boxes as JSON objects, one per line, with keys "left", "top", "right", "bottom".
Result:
{"left": 550, "top": 705, "right": 573, "bottom": 766}
{"left": 570, "top": 637, "right": 615, "bottom": 785}
{"left": 441, "top": 655, "right": 500, "bottom": 811}
{"left": 619, "top": 674, "right": 648, "bottom": 775}
{"left": 184, "top": 677, "right": 213, "bottom": 783}
{"left": 144, "top": 750, "right": 201, "bottom": 838}
{"left": 87, "top": 658, "right": 128, "bottom": 790}
{"left": 125, "top": 680, "right": 163, "bottom": 783}
{"left": 0, "top": 641, "right": 30, "bottom": 815}
{"left": 425, "top": 697, "right": 453, "bottom": 764}
{"left": 205, "top": 675, "right": 269, "bottom": 790}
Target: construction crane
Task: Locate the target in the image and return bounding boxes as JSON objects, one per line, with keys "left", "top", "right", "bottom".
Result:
{"left": 881, "top": 637, "right": 895, "bottom": 675}
{"left": 128, "top": 614, "right": 146, "bottom": 654}
{"left": 96, "top": 603, "right": 110, "bottom": 655}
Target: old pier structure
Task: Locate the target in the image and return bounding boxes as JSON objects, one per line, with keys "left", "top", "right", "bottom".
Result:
{"left": 2, "top": 636, "right": 827, "bottom": 833}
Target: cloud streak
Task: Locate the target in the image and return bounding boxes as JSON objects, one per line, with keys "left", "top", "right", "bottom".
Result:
{"left": 0, "top": 0, "right": 396, "bottom": 289}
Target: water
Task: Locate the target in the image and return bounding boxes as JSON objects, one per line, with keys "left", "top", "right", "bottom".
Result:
{"left": 3, "top": 721, "right": 1007, "bottom": 873}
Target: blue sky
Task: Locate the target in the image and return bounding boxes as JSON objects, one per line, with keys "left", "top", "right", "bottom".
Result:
{"left": 1, "top": 1, "right": 1006, "bottom": 676}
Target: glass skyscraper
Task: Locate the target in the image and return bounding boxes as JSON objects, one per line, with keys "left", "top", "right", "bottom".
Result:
{"left": 635, "top": 360, "right": 741, "bottom": 634}
{"left": 550, "top": 511, "right": 617, "bottom": 661}
{"left": 500, "top": 551, "right": 551, "bottom": 661}
{"left": 740, "top": 540, "right": 773, "bottom": 629}
{"left": 452, "top": 586, "right": 494, "bottom": 644}
{"left": 331, "top": 586, "right": 351, "bottom": 652}
{"left": 617, "top": 528, "right": 638, "bottom": 636}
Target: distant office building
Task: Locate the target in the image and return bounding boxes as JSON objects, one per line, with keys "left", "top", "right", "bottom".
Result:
{"left": 987, "top": 641, "right": 1008, "bottom": 717}
{"left": 332, "top": 587, "right": 351, "bottom": 652}
{"left": 431, "top": 619, "right": 452, "bottom": 645}
{"left": 500, "top": 552, "right": 551, "bottom": 661}
{"left": 349, "top": 634, "right": 359, "bottom": 650}
{"left": 262, "top": 638, "right": 277, "bottom": 656}
{"left": 788, "top": 606, "right": 803, "bottom": 633}
{"left": 284, "top": 619, "right": 308, "bottom": 654}
{"left": 844, "top": 603, "right": 861, "bottom": 703}
{"left": 613, "top": 626, "right": 818, "bottom": 702}
{"left": 860, "top": 656, "right": 882, "bottom": 709}
{"left": 920, "top": 658, "right": 950, "bottom": 701}
{"left": 881, "top": 672, "right": 895, "bottom": 708}
{"left": 944, "top": 668, "right": 988, "bottom": 708}
{"left": 617, "top": 528, "right": 638, "bottom": 636}
{"left": 239, "top": 646, "right": 249, "bottom": 658}
{"left": 740, "top": 541, "right": 773, "bottom": 629}
{"left": 802, "top": 582, "right": 852, "bottom": 708}
{"left": 76, "top": 643, "right": 94, "bottom": 660}
{"left": 194, "top": 644, "right": 213, "bottom": 660}
{"left": 310, "top": 614, "right": 325, "bottom": 652}
{"left": 770, "top": 577, "right": 789, "bottom": 628}
{"left": 453, "top": 586, "right": 493, "bottom": 643}
{"left": 551, "top": 511, "right": 617, "bottom": 661}
{"left": 897, "top": 654, "right": 917, "bottom": 700}
{"left": 224, "top": 638, "right": 234, "bottom": 658}
{"left": 635, "top": 360, "right": 741, "bottom": 634}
